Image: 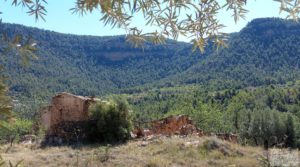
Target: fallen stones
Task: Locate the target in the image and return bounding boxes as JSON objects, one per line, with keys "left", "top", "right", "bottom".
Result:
{"left": 140, "top": 141, "right": 149, "bottom": 147}
{"left": 183, "top": 140, "right": 200, "bottom": 147}
{"left": 133, "top": 115, "right": 237, "bottom": 143}
{"left": 133, "top": 115, "right": 205, "bottom": 138}
{"left": 19, "top": 135, "right": 38, "bottom": 145}
{"left": 215, "top": 133, "right": 238, "bottom": 143}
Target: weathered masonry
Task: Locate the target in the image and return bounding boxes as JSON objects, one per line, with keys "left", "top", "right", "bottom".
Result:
{"left": 40, "top": 92, "right": 100, "bottom": 143}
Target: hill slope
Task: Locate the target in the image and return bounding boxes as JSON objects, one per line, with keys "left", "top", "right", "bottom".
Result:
{"left": 2, "top": 18, "right": 300, "bottom": 100}
{"left": 1, "top": 136, "right": 264, "bottom": 167}
{"left": 165, "top": 18, "right": 300, "bottom": 90}
{"left": 0, "top": 23, "right": 207, "bottom": 100}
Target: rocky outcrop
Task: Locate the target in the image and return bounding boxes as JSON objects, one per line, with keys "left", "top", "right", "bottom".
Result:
{"left": 40, "top": 92, "right": 100, "bottom": 144}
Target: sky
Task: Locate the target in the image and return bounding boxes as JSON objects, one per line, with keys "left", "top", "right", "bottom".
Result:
{"left": 0, "top": 0, "right": 286, "bottom": 42}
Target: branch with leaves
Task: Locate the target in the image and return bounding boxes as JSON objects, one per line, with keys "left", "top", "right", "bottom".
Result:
{"left": 11, "top": 0, "right": 47, "bottom": 21}
{"left": 0, "top": 13, "right": 38, "bottom": 127}
{"left": 3, "top": 0, "right": 300, "bottom": 52}
{"left": 0, "top": 17, "right": 38, "bottom": 65}
{"left": 0, "top": 72, "right": 12, "bottom": 128}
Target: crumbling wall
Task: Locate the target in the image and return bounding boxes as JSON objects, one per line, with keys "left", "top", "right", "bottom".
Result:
{"left": 40, "top": 106, "right": 51, "bottom": 131}
{"left": 40, "top": 92, "right": 100, "bottom": 141}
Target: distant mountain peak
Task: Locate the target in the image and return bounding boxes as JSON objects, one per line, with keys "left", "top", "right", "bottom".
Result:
{"left": 240, "top": 17, "right": 300, "bottom": 38}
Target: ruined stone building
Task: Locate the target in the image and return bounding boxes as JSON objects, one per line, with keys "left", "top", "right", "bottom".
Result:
{"left": 40, "top": 92, "right": 100, "bottom": 142}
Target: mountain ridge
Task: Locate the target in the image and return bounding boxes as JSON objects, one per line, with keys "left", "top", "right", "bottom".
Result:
{"left": 162, "top": 17, "right": 300, "bottom": 90}
{"left": 1, "top": 17, "right": 300, "bottom": 100}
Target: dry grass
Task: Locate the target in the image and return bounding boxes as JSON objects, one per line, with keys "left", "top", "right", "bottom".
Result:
{"left": 0, "top": 136, "right": 265, "bottom": 167}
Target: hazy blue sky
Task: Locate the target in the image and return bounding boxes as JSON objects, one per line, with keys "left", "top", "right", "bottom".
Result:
{"left": 1, "top": 1, "right": 285, "bottom": 41}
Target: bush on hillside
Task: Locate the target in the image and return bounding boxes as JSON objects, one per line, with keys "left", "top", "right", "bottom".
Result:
{"left": 88, "top": 98, "right": 132, "bottom": 142}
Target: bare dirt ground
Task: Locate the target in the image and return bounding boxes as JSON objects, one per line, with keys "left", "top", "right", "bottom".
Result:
{"left": 1, "top": 136, "right": 265, "bottom": 167}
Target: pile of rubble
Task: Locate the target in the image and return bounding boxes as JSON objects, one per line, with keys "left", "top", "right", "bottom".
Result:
{"left": 133, "top": 115, "right": 205, "bottom": 138}
{"left": 133, "top": 115, "right": 237, "bottom": 143}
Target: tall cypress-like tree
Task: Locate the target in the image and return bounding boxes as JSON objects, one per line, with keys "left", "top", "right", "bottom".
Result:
{"left": 286, "top": 114, "right": 296, "bottom": 148}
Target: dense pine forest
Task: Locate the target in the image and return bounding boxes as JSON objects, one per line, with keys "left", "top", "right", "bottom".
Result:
{"left": 2, "top": 18, "right": 300, "bottom": 99}
{"left": 1, "top": 17, "right": 300, "bottom": 148}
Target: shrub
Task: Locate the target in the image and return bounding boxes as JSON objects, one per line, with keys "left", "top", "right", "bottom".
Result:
{"left": 201, "top": 137, "right": 242, "bottom": 157}
{"left": 0, "top": 119, "right": 33, "bottom": 144}
{"left": 88, "top": 98, "right": 132, "bottom": 142}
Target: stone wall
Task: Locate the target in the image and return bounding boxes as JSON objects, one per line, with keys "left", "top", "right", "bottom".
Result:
{"left": 40, "top": 92, "right": 100, "bottom": 138}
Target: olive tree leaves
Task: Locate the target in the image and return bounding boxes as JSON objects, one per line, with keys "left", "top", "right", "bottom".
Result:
{"left": 10, "top": 0, "right": 47, "bottom": 21}
{"left": 0, "top": 22, "right": 38, "bottom": 66}
{"left": 4, "top": 0, "right": 300, "bottom": 52}
{"left": 275, "top": 0, "right": 300, "bottom": 20}
{"left": 68, "top": 0, "right": 237, "bottom": 52}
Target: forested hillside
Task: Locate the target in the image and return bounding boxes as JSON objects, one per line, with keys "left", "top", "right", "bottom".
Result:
{"left": 0, "top": 23, "right": 207, "bottom": 101}
{"left": 163, "top": 18, "right": 300, "bottom": 90}
{"left": 2, "top": 17, "right": 300, "bottom": 149}
{"left": 2, "top": 18, "right": 300, "bottom": 103}
{"left": 127, "top": 81, "right": 300, "bottom": 148}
